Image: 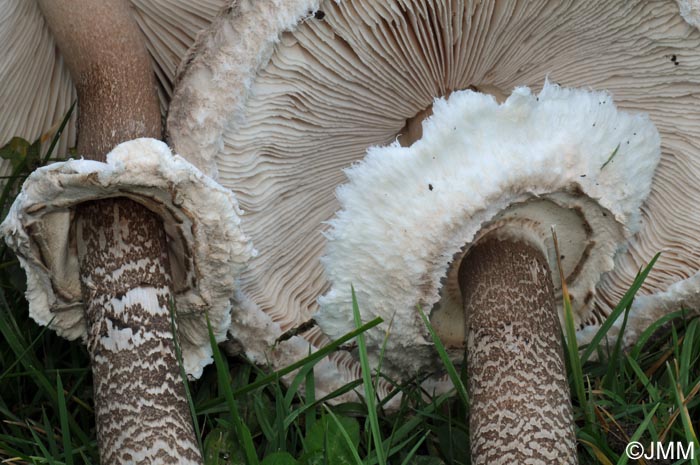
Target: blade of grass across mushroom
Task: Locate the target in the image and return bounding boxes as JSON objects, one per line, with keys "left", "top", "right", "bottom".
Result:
{"left": 40, "top": 102, "right": 75, "bottom": 166}
{"left": 553, "top": 226, "right": 590, "bottom": 426}
{"left": 373, "top": 310, "right": 396, "bottom": 399}
{"left": 418, "top": 306, "right": 468, "bottom": 409}
{"left": 352, "top": 286, "right": 386, "bottom": 465}
{"left": 170, "top": 298, "right": 203, "bottom": 454}
{"left": 207, "top": 315, "right": 259, "bottom": 465}
{"left": 579, "top": 253, "right": 661, "bottom": 365}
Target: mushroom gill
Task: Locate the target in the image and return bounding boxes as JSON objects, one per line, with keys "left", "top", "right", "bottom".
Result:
{"left": 0, "top": 0, "right": 76, "bottom": 160}
{"left": 0, "top": 0, "right": 228, "bottom": 160}
{"left": 130, "top": 0, "right": 229, "bottom": 110}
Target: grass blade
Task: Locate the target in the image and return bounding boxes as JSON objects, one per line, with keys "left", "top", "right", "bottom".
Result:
{"left": 418, "top": 306, "right": 468, "bottom": 408}
{"left": 56, "top": 374, "right": 74, "bottom": 465}
{"left": 580, "top": 254, "right": 659, "bottom": 364}
{"left": 207, "top": 316, "right": 259, "bottom": 465}
{"left": 631, "top": 309, "right": 687, "bottom": 361}
{"left": 600, "top": 143, "right": 620, "bottom": 170}
{"left": 26, "top": 422, "right": 57, "bottom": 465}
{"left": 553, "top": 228, "right": 591, "bottom": 425}
{"left": 43, "top": 102, "right": 75, "bottom": 164}
{"left": 351, "top": 286, "right": 386, "bottom": 465}
{"left": 324, "top": 406, "right": 364, "bottom": 465}
{"left": 169, "top": 300, "right": 203, "bottom": 454}
{"left": 398, "top": 432, "right": 429, "bottom": 465}
{"left": 616, "top": 403, "right": 660, "bottom": 465}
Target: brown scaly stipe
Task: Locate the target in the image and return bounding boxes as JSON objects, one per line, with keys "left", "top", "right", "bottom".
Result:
{"left": 460, "top": 237, "right": 577, "bottom": 465}
{"left": 37, "top": 0, "right": 203, "bottom": 462}
{"left": 77, "top": 199, "right": 202, "bottom": 464}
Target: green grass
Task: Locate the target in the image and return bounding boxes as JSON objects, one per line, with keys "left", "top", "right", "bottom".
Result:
{"left": 1, "top": 126, "right": 699, "bottom": 464}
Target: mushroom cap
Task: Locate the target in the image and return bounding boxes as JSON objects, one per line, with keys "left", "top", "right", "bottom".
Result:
{"left": 0, "top": 0, "right": 227, "bottom": 161}
{"left": 168, "top": 0, "right": 700, "bottom": 392}
{"left": 317, "top": 83, "right": 660, "bottom": 377}
{"left": 0, "top": 138, "right": 254, "bottom": 378}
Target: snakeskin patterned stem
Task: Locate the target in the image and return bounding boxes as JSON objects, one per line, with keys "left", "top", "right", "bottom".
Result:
{"left": 460, "top": 237, "right": 577, "bottom": 464}
{"left": 77, "top": 198, "right": 203, "bottom": 465}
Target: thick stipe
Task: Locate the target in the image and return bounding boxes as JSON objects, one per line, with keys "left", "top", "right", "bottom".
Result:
{"left": 37, "top": 0, "right": 161, "bottom": 159}
{"left": 77, "top": 198, "right": 202, "bottom": 465}
{"left": 460, "top": 237, "right": 577, "bottom": 465}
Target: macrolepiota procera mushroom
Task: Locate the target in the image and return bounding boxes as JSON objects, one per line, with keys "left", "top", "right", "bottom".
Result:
{"left": 167, "top": 0, "right": 700, "bottom": 388}
{"left": 317, "top": 83, "right": 660, "bottom": 463}
{"left": 1, "top": 1, "right": 253, "bottom": 463}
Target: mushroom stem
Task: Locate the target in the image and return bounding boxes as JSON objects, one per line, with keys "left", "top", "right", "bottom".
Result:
{"left": 77, "top": 199, "right": 202, "bottom": 464}
{"left": 459, "top": 237, "right": 577, "bottom": 464}
{"left": 37, "top": 0, "right": 202, "bottom": 463}
{"left": 36, "top": 0, "right": 161, "bottom": 158}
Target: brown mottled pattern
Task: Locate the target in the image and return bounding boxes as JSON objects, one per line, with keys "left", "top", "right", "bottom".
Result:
{"left": 460, "top": 238, "right": 577, "bottom": 465}
{"left": 77, "top": 198, "right": 202, "bottom": 465}
{"left": 37, "top": 0, "right": 161, "bottom": 161}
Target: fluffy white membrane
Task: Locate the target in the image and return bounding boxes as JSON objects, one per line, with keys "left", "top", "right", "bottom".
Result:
{"left": 1, "top": 138, "right": 255, "bottom": 378}
{"left": 318, "top": 83, "right": 661, "bottom": 379}
{"left": 677, "top": 0, "right": 700, "bottom": 28}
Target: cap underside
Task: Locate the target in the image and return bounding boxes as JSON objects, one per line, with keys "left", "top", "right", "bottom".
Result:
{"left": 169, "top": 0, "right": 699, "bottom": 393}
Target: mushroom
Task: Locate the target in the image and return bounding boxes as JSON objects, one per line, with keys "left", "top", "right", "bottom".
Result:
{"left": 2, "top": 138, "right": 253, "bottom": 377}
{"left": 166, "top": 0, "right": 700, "bottom": 460}
{"left": 2, "top": 139, "right": 252, "bottom": 464}
{"left": 1, "top": 1, "right": 252, "bottom": 463}
{"left": 318, "top": 83, "right": 660, "bottom": 463}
